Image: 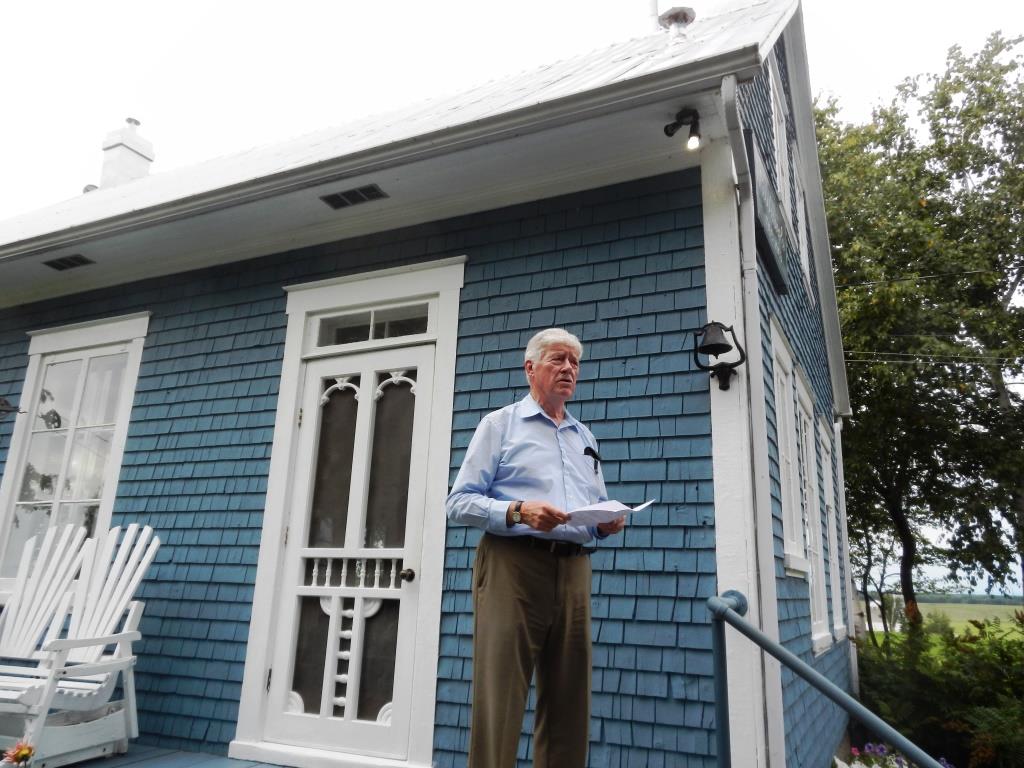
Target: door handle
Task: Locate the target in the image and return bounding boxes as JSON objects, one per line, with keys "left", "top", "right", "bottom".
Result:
{"left": 399, "top": 568, "right": 416, "bottom": 583}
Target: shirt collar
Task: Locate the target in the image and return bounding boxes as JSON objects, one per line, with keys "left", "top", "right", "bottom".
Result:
{"left": 518, "top": 393, "right": 580, "bottom": 429}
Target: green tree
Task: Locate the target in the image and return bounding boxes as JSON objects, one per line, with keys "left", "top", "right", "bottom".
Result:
{"left": 816, "top": 33, "right": 1024, "bottom": 620}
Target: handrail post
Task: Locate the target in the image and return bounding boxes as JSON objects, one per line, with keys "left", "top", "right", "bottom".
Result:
{"left": 708, "top": 590, "right": 748, "bottom": 768}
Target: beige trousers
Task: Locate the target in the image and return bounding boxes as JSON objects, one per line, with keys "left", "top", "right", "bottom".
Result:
{"left": 468, "top": 533, "right": 592, "bottom": 768}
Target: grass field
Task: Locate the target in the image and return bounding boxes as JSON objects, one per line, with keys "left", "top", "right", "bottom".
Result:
{"left": 918, "top": 601, "right": 1023, "bottom": 633}
{"left": 858, "top": 600, "right": 1024, "bottom": 635}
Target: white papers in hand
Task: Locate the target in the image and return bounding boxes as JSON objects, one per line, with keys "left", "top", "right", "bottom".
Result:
{"left": 566, "top": 499, "right": 655, "bottom": 526}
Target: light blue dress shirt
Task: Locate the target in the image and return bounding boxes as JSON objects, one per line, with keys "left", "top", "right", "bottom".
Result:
{"left": 446, "top": 394, "right": 609, "bottom": 544}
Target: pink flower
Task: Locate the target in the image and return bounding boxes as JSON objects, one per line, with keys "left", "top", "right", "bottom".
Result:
{"left": 851, "top": 748, "right": 861, "bottom": 757}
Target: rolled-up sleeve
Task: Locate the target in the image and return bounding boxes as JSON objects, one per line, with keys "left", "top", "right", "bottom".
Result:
{"left": 446, "top": 416, "right": 511, "bottom": 533}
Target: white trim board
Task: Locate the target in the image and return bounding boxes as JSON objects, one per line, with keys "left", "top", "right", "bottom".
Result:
{"left": 702, "top": 135, "right": 771, "bottom": 768}
{"left": 231, "top": 257, "right": 463, "bottom": 768}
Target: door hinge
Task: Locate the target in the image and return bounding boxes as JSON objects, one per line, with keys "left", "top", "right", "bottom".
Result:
{"left": 298, "top": 407, "right": 303, "bottom": 427}
{"left": 266, "top": 668, "right": 272, "bottom": 692}
{"left": 283, "top": 526, "right": 289, "bottom": 546}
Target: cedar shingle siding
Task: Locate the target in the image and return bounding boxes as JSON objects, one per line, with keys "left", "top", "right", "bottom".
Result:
{"left": 0, "top": 170, "right": 718, "bottom": 763}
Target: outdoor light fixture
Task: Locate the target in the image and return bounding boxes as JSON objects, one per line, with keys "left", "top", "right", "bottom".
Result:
{"left": 664, "top": 108, "right": 701, "bottom": 150}
{"left": 693, "top": 322, "right": 746, "bottom": 390}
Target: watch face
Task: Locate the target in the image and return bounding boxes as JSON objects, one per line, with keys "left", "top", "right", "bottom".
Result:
{"left": 512, "top": 511, "right": 521, "bottom": 523}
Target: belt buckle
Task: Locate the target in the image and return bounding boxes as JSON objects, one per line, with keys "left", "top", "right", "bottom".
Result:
{"left": 548, "top": 541, "right": 558, "bottom": 554}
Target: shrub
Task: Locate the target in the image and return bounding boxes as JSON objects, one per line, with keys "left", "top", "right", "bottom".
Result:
{"left": 855, "top": 612, "right": 1024, "bottom": 768}
{"left": 923, "top": 611, "right": 953, "bottom": 637}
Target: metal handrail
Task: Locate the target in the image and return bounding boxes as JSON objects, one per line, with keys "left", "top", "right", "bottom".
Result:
{"left": 707, "top": 590, "right": 943, "bottom": 768}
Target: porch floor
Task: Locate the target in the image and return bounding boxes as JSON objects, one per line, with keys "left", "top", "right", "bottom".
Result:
{"left": 78, "top": 744, "right": 283, "bottom": 768}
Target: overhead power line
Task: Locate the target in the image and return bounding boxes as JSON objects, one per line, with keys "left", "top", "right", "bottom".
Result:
{"left": 835, "top": 269, "right": 1002, "bottom": 289}
{"left": 844, "top": 350, "right": 1020, "bottom": 363}
{"left": 844, "top": 359, "right": 1018, "bottom": 367}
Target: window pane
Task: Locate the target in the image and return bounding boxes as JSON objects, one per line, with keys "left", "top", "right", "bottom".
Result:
{"left": 35, "top": 359, "right": 81, "bottom": 430}
{"left": 356, "top": 599, "right": 399, "bottom": 722}
{"left": 363, "top": 371, "right": 416, "bottom": 548}
{"left": 308, "top": 377, "right": 360, "bottom": 547}
{"left": 372, "top": 304, "right": 428, "bottom": 340}
{"left": 65, "top": 428, "right": 114, "bottom": 501}
{"left": 1, "top": 504, "right": 52, "bottom": 578}
{"left": 78, "top": 353, "right": 128, "bottom": 426}
{"left": 19, "top": 432, "right": 67, "bottom": 502}
{"left": 290, "top": 596, "right": 332, "bottom": 715}
{"left": 57, "top": 502, "right": 99, "bottom": 536}
{"left": 318, "top": 312, "right": 372, "bottom": 346}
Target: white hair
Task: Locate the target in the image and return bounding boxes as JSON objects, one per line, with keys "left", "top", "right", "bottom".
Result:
{"left": 524, "top": 328, "right": 583, "bottom": 364}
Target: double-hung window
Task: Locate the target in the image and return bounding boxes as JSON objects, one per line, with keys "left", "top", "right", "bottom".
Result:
{"left": 769, "top": 51, "right": 814, "bottom": 294}
{"left": 771, "top": 322, "right": 807, "bottom": 572}
{"left": 0, "top": 313, "right": 148, "bottom": 584}
{"left": 772, "top": 320, "right": 830, "bottom": 650}
{"left": 819, "top": 420, "right": 846, "bottom": 639}
{"left": 796, "top": 377, "right": 829, "bottom": 650}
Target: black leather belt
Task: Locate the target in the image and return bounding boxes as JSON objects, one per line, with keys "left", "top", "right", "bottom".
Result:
{"left": 494, "top": 533, "right": 594, "bottom": 557}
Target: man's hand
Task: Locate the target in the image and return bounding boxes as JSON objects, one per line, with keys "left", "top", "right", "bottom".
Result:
{"left": 513, "top": 501, "right": 569, "bottom": 532}
{"left": 597, "top": 515, "right": 626, "bottom": 537}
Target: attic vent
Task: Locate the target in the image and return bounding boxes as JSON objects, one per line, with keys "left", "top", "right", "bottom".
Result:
{"left": 43, "top": 254, "right": 95, "bottom": 271}
{"left": 320, "top": 184, "right": 388, "bottom": 210}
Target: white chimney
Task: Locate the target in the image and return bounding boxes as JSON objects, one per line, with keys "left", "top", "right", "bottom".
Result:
{"left": 100, "top": 117, "right": 154, "bottom": 187}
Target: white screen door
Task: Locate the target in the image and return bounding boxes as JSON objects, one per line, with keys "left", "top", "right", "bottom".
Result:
{"left": 264, "top": 344, "right": 434, "bottom": 759}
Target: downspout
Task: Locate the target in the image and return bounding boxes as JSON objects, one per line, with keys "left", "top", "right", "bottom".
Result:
{"left": 721, "top": 73, "right": 787, "bottom": 768}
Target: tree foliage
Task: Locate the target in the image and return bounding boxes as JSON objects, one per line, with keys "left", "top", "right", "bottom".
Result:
{"left": 816, "top": 33, "right": 1024, "bottom": 615}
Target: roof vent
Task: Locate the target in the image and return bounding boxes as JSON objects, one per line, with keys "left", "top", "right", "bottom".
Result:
{"left": 658, "top": 7, "right": 696, "bottom": 36}
{"left": 43, "top": 254, "right": 95, "bottom": 271}
{"left": 320, "top": 184, "right": 388, "bottom": 210}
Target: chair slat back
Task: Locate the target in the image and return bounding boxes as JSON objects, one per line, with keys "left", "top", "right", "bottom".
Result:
{"left": 67, "top": 524, "right": 160, "bottom": 663}
{"left": 0, "top": 525, "right": 88, "bottom": 657}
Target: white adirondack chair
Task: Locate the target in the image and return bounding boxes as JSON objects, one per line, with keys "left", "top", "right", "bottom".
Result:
{"left": 0, "top": 523, "right": 160, "bottom": 767}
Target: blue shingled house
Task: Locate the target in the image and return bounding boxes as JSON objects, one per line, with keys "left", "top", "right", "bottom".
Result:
{"left": 0, "top": 1, "right": 856, "bottom": 766}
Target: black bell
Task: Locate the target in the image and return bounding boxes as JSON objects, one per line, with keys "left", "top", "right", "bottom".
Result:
{"left": 696, "top": 322, "right": 733, "bottom": 357}
{"left": 692, "top": 322, "right": 747, "bottom": 391}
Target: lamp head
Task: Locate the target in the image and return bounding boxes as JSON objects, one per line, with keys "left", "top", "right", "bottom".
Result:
{"left": 664, "top": 108, "right": 701, "bottom": 150}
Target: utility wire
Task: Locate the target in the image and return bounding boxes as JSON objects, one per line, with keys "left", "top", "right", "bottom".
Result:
{"left": 844, "top": 350, "right": 1019, "bottom": 363}
{"left": 835, "top": 269, "right": 1002, "bottom": 289}
{"left": 844, "top": 359, "right": 1016, "bottom": 367}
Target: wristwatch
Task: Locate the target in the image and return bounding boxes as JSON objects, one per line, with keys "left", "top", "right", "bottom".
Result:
{"left": 508, "top": 500, "right": 523, "bottom": 527}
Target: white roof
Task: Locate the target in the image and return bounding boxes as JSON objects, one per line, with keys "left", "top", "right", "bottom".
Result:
{"left": 0, "top": 0, "right": 795, "bottom": 250}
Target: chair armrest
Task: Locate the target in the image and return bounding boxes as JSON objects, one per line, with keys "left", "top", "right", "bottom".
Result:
{"left": 0, "top": 663, "right": 51, "bottom": 679}
{"left": 42, "top": 630, "right": 141, "bottom": 652}
{"left": 54, "top": 656, "right": 135, "bottom": 678}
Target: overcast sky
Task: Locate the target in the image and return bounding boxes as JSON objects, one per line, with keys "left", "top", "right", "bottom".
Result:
{"left": 2, "top": 0, "right": 1022, "bottom": 221}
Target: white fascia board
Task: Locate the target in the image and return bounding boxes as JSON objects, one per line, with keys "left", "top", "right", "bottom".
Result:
{"left": 0, "top": 48, "right": 763, "bottom": 264}
{"left": 780, "top": 8, "right": 851, "bottom": 416}
{"left": 754, "top": 0, "right": 801, "bottom": 63}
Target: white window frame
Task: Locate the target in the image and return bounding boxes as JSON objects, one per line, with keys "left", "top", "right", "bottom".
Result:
{"left": 819, "top": 419, "right": 847, "bottom": 640}
{"left": 768, "top": 52, "right": 817, "bottom": 298}
{"left": 231, "top": 256, "right": 464, "bottom": 768}
{"left": 796, "top": 377, "right": 828, "bottom": 652}
{"left": 792, "top": 153, "right": 813, "bottom": 292}
{"left": 771, "top": 320, "right": 808, "bottom": 574}
{"left": 0, "top": 312, "right": 149, "bottom": 595}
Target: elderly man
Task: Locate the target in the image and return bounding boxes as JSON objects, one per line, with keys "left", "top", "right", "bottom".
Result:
{"left": 446, "top": 327, "right": 625, "bottom": 768}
